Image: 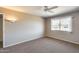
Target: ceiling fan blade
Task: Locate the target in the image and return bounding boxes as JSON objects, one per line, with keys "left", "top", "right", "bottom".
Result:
{"left": 45, "top": 6, "right": 58, "bottom": 11}
{"left": 48, "top": 10, "right": 54, "bottom": 13}
{"left": 44, "top": 6, "right": 48, "bottom": 11}
{"left": 44, "top": 6, "right": 48, "bottom": 8}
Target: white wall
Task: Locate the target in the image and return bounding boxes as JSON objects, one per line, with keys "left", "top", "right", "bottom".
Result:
{"left": 45, "top": 12, "right": 79, "bottom": 44}
{"left": 0, "top": 8, "right": 44, "bottom": 47}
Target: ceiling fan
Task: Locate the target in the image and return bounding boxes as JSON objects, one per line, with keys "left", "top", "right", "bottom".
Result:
{"left": 44, "top": 6, "right": 58, "bottom": 13}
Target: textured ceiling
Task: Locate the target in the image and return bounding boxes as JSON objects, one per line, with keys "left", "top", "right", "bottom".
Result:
{"left": 2, "top": 6, "right": 79, "bottom": 17}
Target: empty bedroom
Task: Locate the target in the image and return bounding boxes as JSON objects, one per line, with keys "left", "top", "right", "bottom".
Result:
{"left": 0, "top": 6, "right": 79, "bottom": 53}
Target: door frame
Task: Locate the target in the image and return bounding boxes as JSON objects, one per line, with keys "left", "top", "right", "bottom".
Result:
{"left": 0, "top": 13, "right": 5, "bottom": 48}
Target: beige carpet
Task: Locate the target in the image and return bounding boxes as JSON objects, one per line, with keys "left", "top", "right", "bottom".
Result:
{"left": 0, "top": 37, "right": 79, "bottom": 53}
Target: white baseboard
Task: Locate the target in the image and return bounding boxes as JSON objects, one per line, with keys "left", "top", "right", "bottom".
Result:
{"left": 3, "top": 34, "right": 44, "bottom": 48}
{"left": 47, "top": 36, "right": 79, "bottom": 45}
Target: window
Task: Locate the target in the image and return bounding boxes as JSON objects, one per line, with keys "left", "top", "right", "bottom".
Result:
{"left": 51, "top": 16, "right": 72, "bottom": 32}
{"left": 51, "top": 19, "right": 60, "bottom": 30}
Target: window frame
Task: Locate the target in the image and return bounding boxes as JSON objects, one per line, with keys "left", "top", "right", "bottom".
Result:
{"left": 51, "top": 16, "right": 72, "bottom": 32}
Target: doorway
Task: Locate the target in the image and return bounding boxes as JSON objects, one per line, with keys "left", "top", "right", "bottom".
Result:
{"left": 0, "top": 14, "right": 3, "bottom": 48}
